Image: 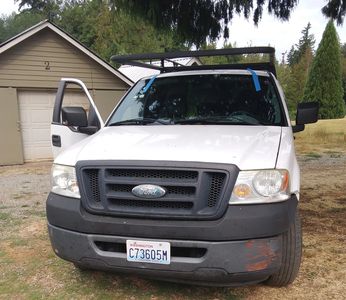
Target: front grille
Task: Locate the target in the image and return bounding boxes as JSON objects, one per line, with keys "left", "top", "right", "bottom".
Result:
{"left": 108, "top": 169, "right": 198, "bottom": 181}
{"left": 77, "top": 161, "right": 238, "bottom": 220}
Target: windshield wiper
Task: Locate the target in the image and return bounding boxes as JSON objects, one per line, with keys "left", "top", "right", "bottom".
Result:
{"left": 174, "top": 118, "right": 224, "bottom": 125}
{"left": 108, "top": 118, "right": 170, "bottom": 126}
{"left": 174, "top": 117, "right": 260, "bottom": 125}
{"left": 227, "top": 115, "right": 267, "bottom": 125}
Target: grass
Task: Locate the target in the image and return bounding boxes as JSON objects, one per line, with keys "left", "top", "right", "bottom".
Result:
{"left": 294, "top": 117, "right": 346, "bottom": 154}
{"left": 304, "top": 152, "right": 322, "bottom": 159}
{"left": 0, "top": 223, "right": 248, "bottom": 299}
{"left": 0, "top": 212, "right": 11, "bottom": 221}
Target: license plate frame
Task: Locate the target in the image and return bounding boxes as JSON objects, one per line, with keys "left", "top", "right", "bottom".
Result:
{"left": 126, "top": 240, "right": 171, "bottom": 265}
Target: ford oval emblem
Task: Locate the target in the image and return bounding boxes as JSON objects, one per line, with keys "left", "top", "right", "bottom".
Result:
{"left": 132, "top": 184, "right": 166, "bottom": 199}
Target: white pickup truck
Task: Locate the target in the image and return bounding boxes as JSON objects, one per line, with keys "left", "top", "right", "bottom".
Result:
{"left": 46, "top": 47, "right": 318, "bottom": 287}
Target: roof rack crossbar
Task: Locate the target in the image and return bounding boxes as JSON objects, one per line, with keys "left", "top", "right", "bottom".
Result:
{"left": 162, "top": 62, "right": 276, "bottom": 75}
{"left": 123, "top": 60, "right": 162, "bottom": 71}
{"left": 112, "top": 47, "right": 276, "bottom": 75}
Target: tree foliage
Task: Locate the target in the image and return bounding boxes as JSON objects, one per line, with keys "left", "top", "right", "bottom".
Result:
{"left": 2, "top": 1, "right": 186, "bottom": 60}
{"left": 0, "top": 11, "right": 44, "bottom": 43}
{"left": 341, "top": 43, "right": 346, "bottom": 105}
{"left": 112, "top": 0, "right": 300, "bottom": 47}
{"left": 275, "top": 23, "right": 315, "bottom": 118}
{"left": 285, "top": 48, "right": 314, "bottom": 115}
{"left": 56, "top": 1, "right": 186, "bottom": 59}
{"left": 303, "top": 21, "right": 345, "bottom": 119}
{"left": 11, "top": 0, "right": 346, "bottom": 49}
{"left": 112, "top": 0, "right": 345, "bottom": 47}
{"left": 287, "top": 23, "right": 315, "bottom": 66}
{"left": 321, "top": 0, "right": 346, "bottom": 25}
{"left": 15, "top": 0, "right": 63, "bottom": 19}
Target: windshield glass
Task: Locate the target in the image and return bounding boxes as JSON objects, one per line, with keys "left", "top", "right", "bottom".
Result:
{"left": 108, "top": 74, "right": 285, "bottom": 126}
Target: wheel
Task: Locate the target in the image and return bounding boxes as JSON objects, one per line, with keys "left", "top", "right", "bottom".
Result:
{"left": 265, "top": 210, "right": 302, "bottom": 287}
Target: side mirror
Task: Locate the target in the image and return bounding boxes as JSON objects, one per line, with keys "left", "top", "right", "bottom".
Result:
{"left": 292, "top": 102, "right": 319, "bottom": 133}
{"left": 62, "top": 106, "right": 88, "bottom": 127}
{"left": 61, "top": 106, "right": 99, "bottom": 135}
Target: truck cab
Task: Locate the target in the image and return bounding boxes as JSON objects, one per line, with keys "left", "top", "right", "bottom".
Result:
{"left": 46, "top": 47, "right": 318, "bottom": 286}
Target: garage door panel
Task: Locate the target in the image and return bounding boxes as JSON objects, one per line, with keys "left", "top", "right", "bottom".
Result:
{"left": 19, "top": 93, "right": 55, "bottom": 107}
{"left": 19, "top": 90, "right": 89, "bottom": 161}
{"left": 31, "top": 111, "right": 52, "bottom": 123}
{"left": 22, "top": 128, "right": 49, "bottom": 142}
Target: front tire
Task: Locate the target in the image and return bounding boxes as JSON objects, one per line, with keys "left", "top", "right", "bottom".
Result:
{"left": 265, "top": 210, "right": 302, "bottom": 287}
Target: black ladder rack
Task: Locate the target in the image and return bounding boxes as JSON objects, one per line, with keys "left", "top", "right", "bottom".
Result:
{"left": 111, "top": 47, "right": 276, "bottom": 76}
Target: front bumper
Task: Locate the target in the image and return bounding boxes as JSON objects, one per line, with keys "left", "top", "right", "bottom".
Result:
{"left": 46, "top": 193, "right": 297, "bottom": 285}
{"left": 48, "top": 223, "right": 282, "bottom": 286}
{"left": 46, "top": 193, "right": 297, "bottom": 240}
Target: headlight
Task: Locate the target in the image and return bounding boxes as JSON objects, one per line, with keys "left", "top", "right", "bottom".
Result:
{"left": 230, "top": 169, "right": 289, "bottom": 204}
{"left": 51, "top": 164, "right": 80, "bottom": 198}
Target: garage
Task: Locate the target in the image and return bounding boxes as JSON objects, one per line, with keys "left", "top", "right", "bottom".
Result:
{"left": 18, "top": 90, "right": 88, "bottom": 161}
{"left": 0, "top": 20, "right": 132, "bottom": 165}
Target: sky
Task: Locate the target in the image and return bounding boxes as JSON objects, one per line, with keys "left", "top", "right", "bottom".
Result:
{"left": 1, "top": 0, "right": 345, "bottom": 61}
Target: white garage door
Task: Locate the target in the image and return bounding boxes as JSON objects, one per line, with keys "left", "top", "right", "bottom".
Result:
{"left": 18, "top": 90, "right": 89, "bottom": 161}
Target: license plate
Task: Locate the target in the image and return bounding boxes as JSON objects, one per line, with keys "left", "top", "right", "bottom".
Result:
{"left": 126, "top": 240, "right": 170, "bottom": 265}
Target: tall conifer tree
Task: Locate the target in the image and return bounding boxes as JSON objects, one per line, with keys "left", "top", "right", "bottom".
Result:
{"left": 303, "top": 21, "right": 345, "bottom": 119}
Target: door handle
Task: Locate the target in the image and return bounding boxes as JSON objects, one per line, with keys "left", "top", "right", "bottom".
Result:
{"left": 52, "top": 135, "right": 61, "bottom": 147}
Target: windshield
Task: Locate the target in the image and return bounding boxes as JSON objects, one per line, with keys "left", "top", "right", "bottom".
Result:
{"left": 108, "top": 74, "right": 285, "bottom": 126}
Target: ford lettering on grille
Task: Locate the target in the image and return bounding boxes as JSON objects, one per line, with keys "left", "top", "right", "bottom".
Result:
{"left": 132, "top": 184, "right": 166, "bottom": 199}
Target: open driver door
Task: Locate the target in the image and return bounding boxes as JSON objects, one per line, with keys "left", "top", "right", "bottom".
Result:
{"left": 51, "top": 78, "right": 104, "bottom": 158}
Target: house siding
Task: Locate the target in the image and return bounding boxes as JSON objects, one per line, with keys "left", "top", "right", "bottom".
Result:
{"left": 0, "top": 28, "right": 129, "bottom": 91}
{"left": 0, "top": 87, "right": 24, "bottom": 165}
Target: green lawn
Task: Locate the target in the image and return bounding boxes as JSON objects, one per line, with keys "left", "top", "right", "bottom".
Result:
{"left": 294, "top": 117, "right": 346, "bottom": 154}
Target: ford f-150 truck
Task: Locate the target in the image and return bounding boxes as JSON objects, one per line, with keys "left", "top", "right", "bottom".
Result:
{"left": 46, "top": 47, "right": 318, "bottom": 286}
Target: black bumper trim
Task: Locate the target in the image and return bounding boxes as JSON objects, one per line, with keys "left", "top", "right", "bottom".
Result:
{"left": 46, "top": 193, "right": 297, "bottom": 241}
{"left": 48, "top": 224, "right": 282, "bottom": 286}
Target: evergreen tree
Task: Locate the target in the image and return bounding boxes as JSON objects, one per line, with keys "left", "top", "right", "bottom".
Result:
{"left": 0, "top": 12, "right": 44, "bottom": 43}
{"left": 303, "top": 21, "right": 345, "bottom": 119}
{"left": 284, "top": 47, "right": 314, "bottom": 116}
{"left": 15, "top": 0, "right": 62, "bottom": 20}
{"left": 287, "top": 22, "right": 315, "bottom": 66}
{"left": 200, "top": 42, "right": 242, "bottom": 65}
{"left": 279, "top": 23, "right": 315, "bottom": 118}
{"left": 287, "top": 46, "right": 296, "bottom": 66}
{"left": 57, "top": 1, "right": 186, "bottom": 60}
{"left": 341, "top": 43, "right": 346, "bottom": 105}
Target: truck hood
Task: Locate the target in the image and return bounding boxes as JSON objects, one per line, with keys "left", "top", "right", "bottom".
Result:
{"left": 55, "top": 125, "right": 282, "bottom": 170}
